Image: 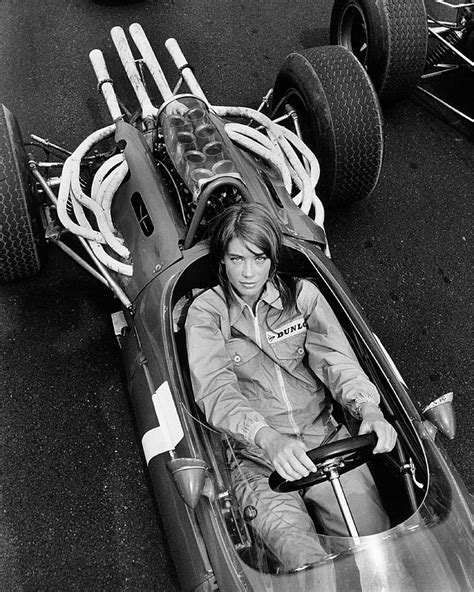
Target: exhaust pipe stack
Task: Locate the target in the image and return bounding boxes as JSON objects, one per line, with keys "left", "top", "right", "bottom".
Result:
{"left": 89, "top": 49, "right": 123, "bottom": 121}
{"left": 129, "top": 23, "right": 174, "bottom": 103}
{"left": 89, "top": 24, "right": 205, "bottom": 122}
{"left": 80, "top": 24, "right": 325, "bottom": 274}
{"left": 111, "top": 26, "right": 158, "bottom": 120}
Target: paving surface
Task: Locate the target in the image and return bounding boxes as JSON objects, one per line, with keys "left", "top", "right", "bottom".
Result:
{"left": 1, "top": 1, "right": 472, "bottom": 590}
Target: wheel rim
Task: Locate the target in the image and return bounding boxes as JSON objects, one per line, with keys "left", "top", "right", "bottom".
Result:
{"left": 276, "top": 88, "right": 323, "bottom": 158}
{"left": 337, "top": 4, "right": 368, "bottom": 67}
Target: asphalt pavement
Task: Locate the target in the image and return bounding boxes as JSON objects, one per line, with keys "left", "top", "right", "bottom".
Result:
{"left": 1, "top": 1, "right": 473, "bottom": 590}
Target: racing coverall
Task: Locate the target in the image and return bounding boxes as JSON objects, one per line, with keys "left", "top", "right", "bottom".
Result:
{"left": 185, "top": 279, "right": 389, "bottom": 570}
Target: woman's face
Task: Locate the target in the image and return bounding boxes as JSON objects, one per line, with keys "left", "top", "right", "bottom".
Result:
{"left": 223, "top": 238, "right": 271, "bottom": 308}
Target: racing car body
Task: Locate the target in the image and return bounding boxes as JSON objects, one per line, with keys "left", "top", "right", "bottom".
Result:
{"left": 1, "top": 24, "right": 472, "bottom": 592}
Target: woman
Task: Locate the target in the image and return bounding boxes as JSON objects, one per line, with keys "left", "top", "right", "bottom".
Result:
{"left": 185, "top": 203, "right": 396, "bottom": 572}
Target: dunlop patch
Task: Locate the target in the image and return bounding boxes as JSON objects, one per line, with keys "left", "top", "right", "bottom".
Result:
{"left": 266, "top": 318, "right": 306, "bottom": 344}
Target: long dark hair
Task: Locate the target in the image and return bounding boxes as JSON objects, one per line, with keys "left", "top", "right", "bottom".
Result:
{"left": 208, "top": 203, "right": 297, "bottom": 314}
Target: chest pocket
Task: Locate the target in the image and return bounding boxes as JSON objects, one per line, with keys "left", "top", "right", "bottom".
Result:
{"left": 225, "top": 337, "right": 265, "bottom": 400}
{"left": 269, "top": 333, "right": 306, "bottom": 362}
{"left": 266, "top": 316, "right": 307, "bottom": 362}
{"left": 226, "top": 338, "right": 260, "bottom": 370}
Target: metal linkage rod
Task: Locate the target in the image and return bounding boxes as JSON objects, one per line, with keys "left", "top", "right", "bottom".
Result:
{"left": 416, "top": 85, "right": 474, "bottom": 123}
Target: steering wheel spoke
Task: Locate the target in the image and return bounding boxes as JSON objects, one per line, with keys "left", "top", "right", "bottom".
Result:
{"left": 269, "top": 433, "right": 377, "bottom": 492}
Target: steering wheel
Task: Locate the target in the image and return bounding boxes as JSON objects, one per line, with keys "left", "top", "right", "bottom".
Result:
{"left": 269, "top": 433, "right": 377, "bottom": 492}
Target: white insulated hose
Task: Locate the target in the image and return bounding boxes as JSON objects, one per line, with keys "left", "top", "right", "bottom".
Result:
{"left": 91, "top": 153, "right": 126, "bottom": 204}
{"left": 91, "top": 154, "right": 128, "bottom": 230}
{"left": 96, "top": 160, "right": 129, "bottom": 230}
{"left": 58, "top": 125, "right": 133, "bottom": 277}
{"left": 224, "top": 122, "right": 292, "bottom": 193}
{"left": 58, "top": 125, "right": 115, "bottom": 242}
{"left": 214, "top": 105, "right": 324, "bottom": 226}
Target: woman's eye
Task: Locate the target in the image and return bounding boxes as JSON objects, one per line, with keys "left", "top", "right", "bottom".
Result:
{"left": 256, "top": 256, "right": 267, "bottom": 263}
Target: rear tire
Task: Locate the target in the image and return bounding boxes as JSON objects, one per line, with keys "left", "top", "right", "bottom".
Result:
{"left": 330, "top": 0, "right": 428, "bottom": 103}
{"left": 0, "top": 104, "right": 45, "bottom": 283}
{"left": 272, "top": 45, "right": 384, "bottom": 208}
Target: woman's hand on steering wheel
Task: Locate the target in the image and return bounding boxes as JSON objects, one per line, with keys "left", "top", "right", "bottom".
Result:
{"left": 358, "top": 403, "right": 397, "bottom": 453}
{"left": 255, "top": 427, "right": 317, "bottom": 481}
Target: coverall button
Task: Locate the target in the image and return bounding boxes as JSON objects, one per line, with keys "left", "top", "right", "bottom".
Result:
{"left": 233, "top": 354, "right": 241, "bottom": 363}
{"left": 297, "top": 347, "right": 305, "bottom": 355}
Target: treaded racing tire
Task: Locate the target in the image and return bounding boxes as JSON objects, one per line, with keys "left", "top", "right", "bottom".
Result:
{"left": 0, "top": 104, "right": 44, "bottom": 283}
{"left": 330, "top": 0, "right": 428, "bottom": 103}
{"left": 272, "top": 45, "right": 383, "bottom": 208}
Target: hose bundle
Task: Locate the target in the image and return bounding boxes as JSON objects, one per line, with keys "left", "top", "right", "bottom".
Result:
{"left": 57, "top": 25, "right": 325, "bottom": 277}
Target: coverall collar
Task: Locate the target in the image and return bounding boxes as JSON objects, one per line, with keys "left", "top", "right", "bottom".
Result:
{"left": 228, "top": 280, "right": 282, "bottom": 324}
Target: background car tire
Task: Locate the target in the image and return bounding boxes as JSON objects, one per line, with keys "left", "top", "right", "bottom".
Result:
{"left": 330, "top": 0, "right": 428, "bottom": 103}
{"left": 0, "top": 104, "right": 45, "bottom": 283}
{"left": 272, "top": 45, "right": 383, "bottom": 208}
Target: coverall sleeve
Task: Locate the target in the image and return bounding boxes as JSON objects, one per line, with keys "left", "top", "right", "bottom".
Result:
{"left": 300, "top": 281, "right": 380, "bottom": 418}
{"left": 185, "top": 297, "right": 269, "bottom": 445}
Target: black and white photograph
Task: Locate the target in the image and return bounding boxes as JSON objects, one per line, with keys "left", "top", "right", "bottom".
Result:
{"left": 1, "top": 1, "right": 472, "bottom": 590}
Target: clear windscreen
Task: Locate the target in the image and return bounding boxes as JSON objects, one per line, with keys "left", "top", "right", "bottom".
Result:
{"left": 194, "top": 418, "right": 473, "bottom": 592}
